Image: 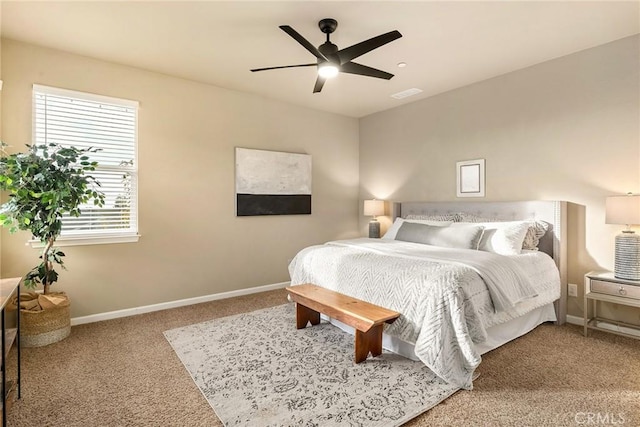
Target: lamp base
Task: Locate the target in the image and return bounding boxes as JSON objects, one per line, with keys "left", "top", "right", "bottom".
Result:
{"left": 614, "top": 231, "right": 640, "bottom": 281}
{"left": 368, "top": 220, "right": 381, "bottom": 239}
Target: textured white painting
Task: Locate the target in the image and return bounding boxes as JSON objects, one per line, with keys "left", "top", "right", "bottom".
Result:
{"left": 235, "top": 148, "right": 312, "bottom": 216}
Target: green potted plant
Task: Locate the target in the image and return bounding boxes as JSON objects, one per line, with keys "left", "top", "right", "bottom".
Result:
{"left": 0, "top": 142, "right": 104, "bottom": 347}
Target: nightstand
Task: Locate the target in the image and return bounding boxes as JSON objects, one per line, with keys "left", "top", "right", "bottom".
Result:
{"left": 584, "top": 271, "right": 640, "bottom": 339}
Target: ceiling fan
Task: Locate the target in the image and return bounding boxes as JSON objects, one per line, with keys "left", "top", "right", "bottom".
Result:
{"left": 251, "top": 18, "right": 402, "bottom": 93}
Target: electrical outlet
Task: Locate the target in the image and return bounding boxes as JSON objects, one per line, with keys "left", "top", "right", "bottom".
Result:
{"left": 568, "top": 283, "right": 578, "bottom": 297}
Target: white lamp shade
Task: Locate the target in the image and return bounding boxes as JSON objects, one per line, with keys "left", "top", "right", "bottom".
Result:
{"left": 364, "top": 199, "right": 385, "bottom": 217}
{"left": 606, "top": 195, "right": 640, "bottom": 225}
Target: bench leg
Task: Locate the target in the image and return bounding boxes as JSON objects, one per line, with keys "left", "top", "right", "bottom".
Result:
{"left": 354, "top": 324, "right": 383, "bottom": 363}
{"left": 296, "top": 304, "right": 320, "bottom": 329}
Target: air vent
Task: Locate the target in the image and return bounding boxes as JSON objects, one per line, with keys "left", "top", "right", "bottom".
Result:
{"left": 391, "top": 88, "right": 423, "bottom": 100}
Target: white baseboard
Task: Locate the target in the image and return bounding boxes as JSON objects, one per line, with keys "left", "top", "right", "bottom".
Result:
{"left": 70, "top": 281, "right": 290, "bottom": 326}
{"left": 565, "top": 314, "right": 584, "bottom": 326}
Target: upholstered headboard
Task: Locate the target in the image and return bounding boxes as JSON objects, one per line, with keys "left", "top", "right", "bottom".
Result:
{"left": 391, "top": 200, "right": 568, "bottom": 324}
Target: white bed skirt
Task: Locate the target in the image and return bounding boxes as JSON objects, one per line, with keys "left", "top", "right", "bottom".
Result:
{"left": 325, "top": 302, "right": 557, "bottom": 360}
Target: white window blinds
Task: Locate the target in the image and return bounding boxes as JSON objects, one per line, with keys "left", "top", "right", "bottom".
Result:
{"left": 33, "top": 85, "right": 139, "bottom": 242}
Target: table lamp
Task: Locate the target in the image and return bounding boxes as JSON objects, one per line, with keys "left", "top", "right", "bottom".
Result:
{"left": 606, "top": 194, "right": 640, "bottom": 280}
{"left": 364, "top": 199, "right": 385, "bottom": 238}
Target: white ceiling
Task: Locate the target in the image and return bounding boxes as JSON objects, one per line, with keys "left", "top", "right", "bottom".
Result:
{"left": 2, "top": 1, "right": 638, "bottom": 118}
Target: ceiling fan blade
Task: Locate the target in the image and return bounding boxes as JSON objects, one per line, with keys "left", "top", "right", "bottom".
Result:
{"left": 251, "top": 63, "right": 316, "bottom": 72}
{"left": 340, "top": 62, "right": 394, "bottom": 80}
{"left": 313, "top": 76, "right": 326, "bottom": 93}
{"left": 279, "top": 25, "right": 328, "bottom": 61}
{"left": 336, "top": 30, "right": 402, "bottom": 64}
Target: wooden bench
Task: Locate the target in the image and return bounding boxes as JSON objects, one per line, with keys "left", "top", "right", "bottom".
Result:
{"left": 285, "top": 284, "right": 400, "bottom": 363}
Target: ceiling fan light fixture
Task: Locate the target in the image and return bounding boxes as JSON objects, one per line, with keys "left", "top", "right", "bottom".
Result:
{"left": 318, "top": 63, "right": 339, "bottom": 78}
{"left": 252, "top": 20, "right": 402, "bottom": 92}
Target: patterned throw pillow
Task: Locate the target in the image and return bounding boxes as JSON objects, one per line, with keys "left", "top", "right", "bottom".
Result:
{"left": 521, "top": 221, "right": 549, "bottom": 251}
{"left": 405, "top": 213, "right": 459, "bottom": 222}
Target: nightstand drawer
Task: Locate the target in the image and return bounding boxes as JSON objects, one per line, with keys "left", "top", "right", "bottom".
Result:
{"left": 590, "top": 279, "right": 640, "bottom": 300}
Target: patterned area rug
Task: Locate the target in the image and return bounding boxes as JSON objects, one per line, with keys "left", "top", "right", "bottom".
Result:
{"left": 164, "top": 304, "right": 460, "bottom": 427}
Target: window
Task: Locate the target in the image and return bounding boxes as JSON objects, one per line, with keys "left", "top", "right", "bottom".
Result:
{"left": 32, "top": 84, "right": 139, "bottom": 245}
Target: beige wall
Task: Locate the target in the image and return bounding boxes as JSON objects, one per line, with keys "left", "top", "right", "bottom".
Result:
{"left": 2, "top": 35, "right": 638, "bottom": 323}
{"left": 0, "top": 39, "right": 360, "bottom": 317}
{"left": 0, "top": 5, "right": 3, "bottom": 278}
{"left": 359, "top": 35, "right": 640, "bottom": 324}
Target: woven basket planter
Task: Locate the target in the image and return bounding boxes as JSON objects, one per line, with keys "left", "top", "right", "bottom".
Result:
{"left": 20, "top": 293, "right": 71, "bottom": 348}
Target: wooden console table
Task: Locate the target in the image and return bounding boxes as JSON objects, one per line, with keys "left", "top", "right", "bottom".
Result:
{"left": 0, "top": 278, "right": 21, "bottom": 426}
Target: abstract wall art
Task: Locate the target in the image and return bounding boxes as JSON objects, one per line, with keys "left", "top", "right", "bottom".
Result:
{"left": 235, "top": 147, "right": 312, "bottom": 216}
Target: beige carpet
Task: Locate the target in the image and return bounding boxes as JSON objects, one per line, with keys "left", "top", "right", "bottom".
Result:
{"left": 6, "top": 288, "right": 640, "bottom": 426}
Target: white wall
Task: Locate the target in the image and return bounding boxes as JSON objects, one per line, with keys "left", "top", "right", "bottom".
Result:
{"left": 359, "top": 35, "right": 640, "bottom": 323}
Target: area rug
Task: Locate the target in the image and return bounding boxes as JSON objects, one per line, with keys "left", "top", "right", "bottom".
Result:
{"left": 163, "top": 303, "right": 460, "bottom": 427}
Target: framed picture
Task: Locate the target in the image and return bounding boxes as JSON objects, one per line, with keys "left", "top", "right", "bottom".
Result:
{"left": 235, "top": 147, "right": 312, "bottom": 216}
{"left": 456, "top": 159, "right": 485, "bottom": 198}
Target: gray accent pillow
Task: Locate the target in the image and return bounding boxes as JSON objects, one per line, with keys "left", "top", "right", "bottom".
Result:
{"left": 382, "top": 217, "right": 453, "bottom": 240}
{"left": 395, "top": 222, "right": 484, "bottom": 250}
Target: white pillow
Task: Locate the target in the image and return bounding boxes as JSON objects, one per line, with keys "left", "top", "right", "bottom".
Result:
{"left": 382, "top": 217, "right": 453, "bottom": 240}
{"left": 395, "top": 222, "right": 484, "bottom": 250}
{"left": 456, "top": 214, "right": 549, "bottom": 251}
{"left": 453, "top": 221, "right": 530, "bottom": 255}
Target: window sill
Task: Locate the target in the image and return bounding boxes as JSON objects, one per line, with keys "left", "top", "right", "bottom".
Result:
{"left": 28, "top": 234, "right": 140, "bottom": 248}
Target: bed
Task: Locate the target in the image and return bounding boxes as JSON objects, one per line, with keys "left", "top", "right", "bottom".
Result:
{"left": 288, "top": 200, "right": 567, "bottom": 390}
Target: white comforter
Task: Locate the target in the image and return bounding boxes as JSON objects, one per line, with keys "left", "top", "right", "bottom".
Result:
{"left": 288, "top": 238, "right": 561, "bottom": 390}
